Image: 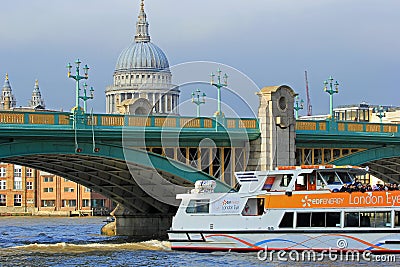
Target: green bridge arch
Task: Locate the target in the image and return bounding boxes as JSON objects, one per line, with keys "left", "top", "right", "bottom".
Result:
{"left": 0, "top": 140, "right": 231, "bottom": 214}
{"left": 332, "top": 145, "right": 400, "bottom": 183}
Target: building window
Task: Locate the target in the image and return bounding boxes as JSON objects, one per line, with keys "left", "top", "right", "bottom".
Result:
{"left": 26, "top": 168, "right": 33, "bottom": 177}
{"left": 0, "top": 194, "right": 6, "bottom": 206}
{"left": 0, "top": 167, "right": 6, "bottom": 177}
{"left": 26, "top": 181, "right": 33, "bottom": 190}
{"left": 0, "top": 180, "right": 6, "bottom": 190}
{"left": 63, "top": 178, "right": 70, "bottom": 182}
{"left": 91, "top": 199, "right": 105, "bottom": 208}
{"left": 41, "top": 200, "right": 55, "bottom": 207}
{"left": 14, "top": 194, "right": 22, "bottom": 206}
{"left": 84, "top": 187, "right": 91, "bottom": 193}
{"left": 44, "top": 188, "right": 54, "bottom": 193}
{"left": 14, "top": 177, "right": 22, "bottom": 190}
{"left": 62, "top": 199, "right": 76, "bottom": 207}
{"left": 64, "top": 187, "right": 74, "bottom": 193}
{"left": 43, "top": 177, "right": 54, "bottom": 182}
{"left": 14, "top": 166, "right": 22, "bottom": 178}
{"left": 82, "top": 199, "right": 90, "bottom": 207}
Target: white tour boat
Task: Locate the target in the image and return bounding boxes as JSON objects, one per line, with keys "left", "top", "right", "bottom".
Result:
{"left": 168, "top": 165, "right": 400, "bottom": 253}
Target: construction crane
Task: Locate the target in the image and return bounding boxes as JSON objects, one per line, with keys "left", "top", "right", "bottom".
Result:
{"left": 305, "top": 70, "right": 312, "bottom": 116}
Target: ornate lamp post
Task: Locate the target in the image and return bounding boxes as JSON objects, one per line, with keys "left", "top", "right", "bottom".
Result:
{"left": 81, "top": 82, "right": 95, "bottom": 113}
{"left": 210, "top": 68, "right": 228, "bottom": 119}
{"left": 294, "top": 96, "right": 304, "bottom": 119}
{"left": 67, "top": 59, "right": 94, "bottom": 113}
{"left": 375, "top": 105, "right": 386, "bottom": 123}
{"left": 191, "top": 89, "right": 206, "bottom": 117}
{"left": 323, "top": 76, "right": 339, "bottom": 119}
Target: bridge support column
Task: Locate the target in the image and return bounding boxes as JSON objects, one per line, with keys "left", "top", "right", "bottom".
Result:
{"left": 110, "top": 204, "right": 175, "bottom": 240}
{"left": 249, "top": 85, "right": 296, "bottom": 171}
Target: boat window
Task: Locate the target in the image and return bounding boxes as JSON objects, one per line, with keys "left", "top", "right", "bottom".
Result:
{"left": 279, "top": 212, "right": 294, "bottom": 228}
{"left": 326, "top": 212, "right": 341, "bottom": 227}
{"left": 372, "top": 211, "right": 391, "bottom": 227}
{"left": 262, "top": 176, "right": 275, "bottom": 191}
{"left": 319, "top": 171, "right": 341, "bottom": 185}
{"left": 311, "top": 212, "right": 325, "bottom": 227}
{"left": 337, "top": 172, "right": 352, "bottom": 184}
{"left": 297, "top": 212, "right": 311, "bottom": 227}
{"left": 279, "top": 175, "right": 293, "bottom": 187}
{"left": 297, "top": 212, "right": 341, "bottom": 227}
{"left": 345, "top": 211, "right": 391, "bottom": 227}
{"left": 395, "top": 211, "right": 400, "bottom": 227}
{"left": 316, "top": 174, "right": 325, "bottom": 187}
{"left": 186, "top": 199, "right": 210, "bottom": 214}
{"left": 242, "top": 198, "right": 264, "bottom": 216}
{"left": 345, "top": 212, "right": 359, "bottom": 227}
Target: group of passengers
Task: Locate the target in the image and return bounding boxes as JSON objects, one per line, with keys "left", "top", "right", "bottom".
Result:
{"left": 339, "top": 179, "right": 399, "bottom": 193}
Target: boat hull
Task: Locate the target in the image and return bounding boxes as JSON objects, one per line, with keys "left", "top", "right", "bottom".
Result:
{"left": 168, "top": 230, "right": 400, "bottom": 253}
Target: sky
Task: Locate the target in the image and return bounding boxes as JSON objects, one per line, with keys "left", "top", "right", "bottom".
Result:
{"left": 0, "top": 0, "right": 399, "bottom": 117}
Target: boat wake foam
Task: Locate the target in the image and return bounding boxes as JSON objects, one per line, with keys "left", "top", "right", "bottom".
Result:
{"left": 4, "top": 240, "right": 171, "bottom": 253}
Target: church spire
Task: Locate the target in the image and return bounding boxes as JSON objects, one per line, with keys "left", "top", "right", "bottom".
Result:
{"left": 1, "top": 73, "right": 16, "bottom": 109}
{"left": 29, "top": 79, "right": 45, "bottom": 109}
{"left": 135, "top": 0, "right": 151, "bottom": 43}
{"left": 3, "top": 73, "right": 10, "bottom": 88}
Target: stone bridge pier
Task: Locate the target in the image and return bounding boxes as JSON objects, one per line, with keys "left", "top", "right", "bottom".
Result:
{"left": 248, "top": 85, "right": 297, "bottom": 171}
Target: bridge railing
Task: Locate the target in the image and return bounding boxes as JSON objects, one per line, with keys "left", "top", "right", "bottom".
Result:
{"left": 0, "top": 110, "right": 259, "bottom": 131}
{"left": 296, "top": 119, "right": 400, "bottom": 136}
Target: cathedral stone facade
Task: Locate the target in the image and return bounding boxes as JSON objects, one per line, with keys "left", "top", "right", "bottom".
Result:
{"left": 105, "top": 0, "right": 179, "bottom": 115}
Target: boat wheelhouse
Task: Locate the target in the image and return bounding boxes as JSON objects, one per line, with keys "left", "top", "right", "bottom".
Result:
{"left": 168, "top": 165, "right": 400, "bottom": 253}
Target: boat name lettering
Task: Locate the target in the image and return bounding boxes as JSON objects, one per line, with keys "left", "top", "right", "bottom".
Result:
{"left": 310, "top": 197, "right": 344, "bottom": 206}
{"left": 349, "top": 193, "right": 384, "bottom": 205}
{"left": 386, "top": 192, "right": 400, "bottom": 206}
{"left": 211, "top": 197, "right": 240, "bottom": 214}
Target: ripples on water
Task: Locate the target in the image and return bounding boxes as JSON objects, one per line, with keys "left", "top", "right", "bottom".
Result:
{"left": 0, "top": 216, "right": 398, "bottom": 266}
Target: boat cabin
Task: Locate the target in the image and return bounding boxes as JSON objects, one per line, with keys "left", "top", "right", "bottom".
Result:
{"left": 235, "top": 165, "right": 367, "bottom": 194}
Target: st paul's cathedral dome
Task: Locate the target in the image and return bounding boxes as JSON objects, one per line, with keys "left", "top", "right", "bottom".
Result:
{"left": 106, "top": 0, "right": 179, "bottom": 115}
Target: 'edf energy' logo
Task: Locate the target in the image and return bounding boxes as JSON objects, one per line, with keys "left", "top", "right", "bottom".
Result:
{"left": 301, "top": 195, "right": 312, "bottom": 207}
{"left": 301, "top": 195, "right": 345, "bottom": 208}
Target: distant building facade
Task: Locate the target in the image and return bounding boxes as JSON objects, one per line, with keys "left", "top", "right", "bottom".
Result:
{"left": 334, "top": 103, "right": 400, "bottom": 123}
{"left": 0, "top": 164, "right": 114, "bottom": 216}
{"left": 36, "top": 171, "right": 114, "bottom": 216}
{"left": 0, "top": 163, "right": 36, "bottom": 214}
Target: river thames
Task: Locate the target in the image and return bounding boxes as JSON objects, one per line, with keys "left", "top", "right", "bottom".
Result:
{"left": 0, "top": 216, "right": 398, "bottom": 266}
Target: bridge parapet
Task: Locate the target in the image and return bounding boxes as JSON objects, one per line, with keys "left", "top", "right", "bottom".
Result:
{"left": 296, "top": 120, "right": 400, "bottom": 136}
{"left": 0, "top": 110, "right": 259, "bottom": 133}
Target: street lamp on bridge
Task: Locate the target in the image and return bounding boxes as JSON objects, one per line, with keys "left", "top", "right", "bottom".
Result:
{"left": 294, "top": 96, "right": 304, "bottom": 119}
{"left": 191, "top": 89, "right": 206, "bottom": 117}
{"left": 67, "top": 59, "right": 94, "bottom": 113}
{"left": 210, "top": 68, "right": 228, "bottom": 120}
{"left": 323, "top": 76, "right": 339, "bottom": 119}
{"left": 81, "top": 82, "right": 95, "bottom": 114}
{"left": 374, "top": 105, "right": 386, "bottom": 123}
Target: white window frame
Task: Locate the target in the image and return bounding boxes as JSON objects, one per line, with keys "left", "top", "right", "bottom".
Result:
{"left": 14, "top": 194, "right": 22, "bottom": 206}
{"left": 14, "top": 176, "right": 22, "bottom": 190}
{"left": 0, "top": 167, "right": 6, "bottom": 177}
{"left": 0, "top": 180, "right": 6, "bottom": 190}
{"left": 0, "top": 194, "right": 6, "bottom": 205}
{"left": 26, "top": 168, "right": 33, "bottom": 177}
{"left": 26, "top": 181, "right": 33, "bottom": 190}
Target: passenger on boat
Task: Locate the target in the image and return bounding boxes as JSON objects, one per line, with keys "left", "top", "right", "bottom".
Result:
{"left": 339, "top": 183, "right": 349, "bottom": 192}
